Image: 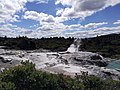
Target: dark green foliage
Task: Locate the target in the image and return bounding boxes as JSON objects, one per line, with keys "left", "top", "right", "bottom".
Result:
{"left": 0, "top": 61, "right": 84, "bottom": 90}
{"left": 80, "top": 33, "right": 120, "bottom": 59}
{"left": 18, "top": 38, "right": 36, "bottom": 50}
{"left": 0, "top": 61, "right": 120, "bottom": 90}
{"left": 0, "top": 36, "right": 74, "bottom": 51}
{"left": 35, "top": 37, "right": 74, "bottom": 51}
{"left": 0, "top": 82, "right": 16, "bottom": 90}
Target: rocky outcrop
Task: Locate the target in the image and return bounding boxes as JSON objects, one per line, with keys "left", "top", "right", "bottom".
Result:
{"left": 92, "top": 60, "right": 108, "bottom": 67}
{"left": 69, "top": 52, "right": 108, "bottom": 67}
{"left": 84, "top": 65, "right": 120, "bottom": 80}
{"left": 0, "top": 56, "right": 12, "bottom": 63}
{"left": 73, "top": 58, "right": 108, "bottom": 67}
{"left": 90, "top": 55, "right": 103, "bottom": 60}
{"left": 101, "top": 68, "right": 120, "bottom": 80}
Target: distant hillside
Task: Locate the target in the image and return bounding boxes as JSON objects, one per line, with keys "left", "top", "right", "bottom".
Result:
{"left": 80, "top": 33, "right": 120, "bottom": 59}
{"left": 0, "top": 36, "right": 74, "bottom": 51}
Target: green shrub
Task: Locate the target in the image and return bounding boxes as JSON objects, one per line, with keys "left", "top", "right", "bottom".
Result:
{"left": 0, "top": 61, "right": 119, "bottom": 90}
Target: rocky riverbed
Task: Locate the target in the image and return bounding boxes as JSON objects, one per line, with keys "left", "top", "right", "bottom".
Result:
{"left": 0, "top": 43, "right": 120, "bottom": 80}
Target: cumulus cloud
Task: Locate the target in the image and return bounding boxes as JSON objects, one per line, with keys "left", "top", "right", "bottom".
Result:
{"left": 24, "top": 10, "right": 68, "bottom": 24}
{"left": 0, "top": 23, "right": 33, "bottom": 37}
{"left": 80, "top": 0, "right": 106, "bottom": 11}
{"left": 0, "top": 21, "right": 119, "bottom": 38}
{"left": 0, "top": 0, "right": 49, "bottom": 24}
{"left": 113, "top": 20, "right": 120, "bottom": 25}
{"left": 0, "top": 0, "right": 120, "bottom": 38}
{"left": 0, "top": 0, "right": 67, "bottom": 38}
{"left": 23, "top": 10, "right": 68, "bottom": 37}
{"left": 24, "top": 11, "right": 41, "bottom": 21}
{"left": 56, "top": 0, "right": 120, "bottom": 19}
{"left": 28, "top": 22, "right": 109, "bottom": 38}
{"left": 65, "top": 26, "right": 120, "bottom": 38}
{"left": 23, "top": 10, "right": 111, "bottom": 38}
{"left": 0, "top": 0, "right": 27, "bottom": 23}
{"left": 84, "top": 22, "right": 108, "bottom": 29}
{"left": 56, "top": 9, "right": 64, "bottom": 16}
{"left": 24, "top": 11, "right": 56, "bottom": 24}
{"left": 27, "top": 0, "right": 49, "bottom": 4}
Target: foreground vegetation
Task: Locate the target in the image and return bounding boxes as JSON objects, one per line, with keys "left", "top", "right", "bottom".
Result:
{"left": 0, "top": 61, "right": 120, "bottom": 90}
{"left": 0, "top": 36, "right": 74, "bottom": 51}
{"left": 80, "top": 33, "right": 120, "bottom": 59}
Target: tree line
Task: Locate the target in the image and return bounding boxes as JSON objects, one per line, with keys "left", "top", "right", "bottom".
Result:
{"left": 0, "top": 36, "right": 74, "bottom": 51}
{"left": 80, "top": 33, "right": 120, "bottom": 59}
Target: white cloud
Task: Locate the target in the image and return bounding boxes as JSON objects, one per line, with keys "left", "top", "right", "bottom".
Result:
{"left": 55, "top": 0, "right": 72, "bottom": 6}
{"left": 24, "top": 10, "right": 68, "bottom": 24}
{"left": 0, "top": 23, "right": 32, "bottom": 37}
{"left": 27, "top": 0, "right": 49, "bottom": 4}
{"left": 42, "top": 15, "right": 55, "bottom": 23}
{"left": 113, "top": 20, "right": 120, "bottom": 25}
{"left": 64, "top": 26, "right": 120, "bottom": 38}
{"left": 0, "top": 0, "right": 120, "bottom": 38}
{"left": 0, "top": 0, "right": 27, "bottom": 23}
{"left": 24, "top": 11, "right": 56, "bottom": 24}
{"left": 0, "top": 0, "right": 49, "bottom": 24}
{"left": 28, "top": 22, "right": 109, "bottom": 38}
{"left": 56, "top": 0, "right": 120, "bottom": 19}
{"left": 84, "top": 22, "right": 108, "bottom": 29}
{"left": 56, "top": 8, "right": 64, "bottom": 16}
{"left": 23, "top": 10, "right": 110, "bottom": 38}
{"left": 0, "top": 21, "right": 119, "bottom": 38}
{"left": 23, "top": 10, "right": 68, "bottom": 37}
{"left": 24, "top": 11, "right": 41, "bottom": 21}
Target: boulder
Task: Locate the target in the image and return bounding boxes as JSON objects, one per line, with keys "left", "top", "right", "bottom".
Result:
{"left": 0, "top": 56, "right": 12, "bottom": 63}
{"left": 101, "top": 68, "right": 120, "bottom": 79}
{"left": 73, "top": 54, "right": 107, "bottom": 67}
{"left": 61, "top": 59, "right": 69, "bottom": 64}
{"left": 90, "top": 55, "right": 103, "bottom": 60}
{"left": 0, "top": 68, "right": 5, "bottom": 72}
{"left": 0, "top": 56, "right": 4, "bottom": 62}
{"left": 92, "top": 60, "right": 108, "bottom": 67}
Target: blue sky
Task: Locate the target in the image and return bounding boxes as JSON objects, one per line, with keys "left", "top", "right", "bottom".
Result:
{"left": 0, "top": 0, "right": 120, "bottom": 38}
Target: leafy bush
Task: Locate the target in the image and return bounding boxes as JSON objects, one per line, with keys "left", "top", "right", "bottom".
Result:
{"left": 0, "top": 61, "right": 119, "bottom": 90}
